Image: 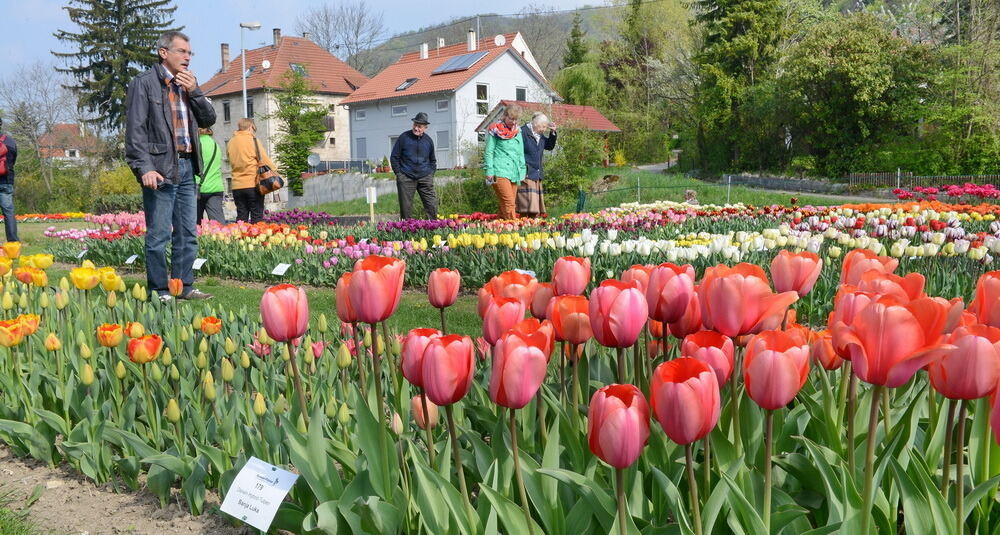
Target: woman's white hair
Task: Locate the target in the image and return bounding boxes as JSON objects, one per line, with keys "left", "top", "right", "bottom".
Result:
{"left": 531, "top": 112, "right": 550, "bottom": 128}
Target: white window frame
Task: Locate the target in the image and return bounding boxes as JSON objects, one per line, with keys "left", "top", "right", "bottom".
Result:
{"left": 436, "top": 99, "right": 449, "bottom": 112}
{"left": 476, "top": 83, "right": 489, "bottom": 116}
{"left": 355, "top": 109, "right": 367, "bottom": 121}
{"left": 391, "top": 104, "right": 408, "bottom": 117}
{"left": 436, "top": 130, "right": 450, "bottom": 150}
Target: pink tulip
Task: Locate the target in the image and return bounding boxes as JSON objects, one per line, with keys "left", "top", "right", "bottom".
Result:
{"left": 743, "top": 330, "right": 810, "bottom": 410}
{"left": 422, "top": 335, "right": 475, "bottom": 405}
{"left": 770, "top": 250, "right": 822, "bottom": 297}
{"left": 349, "top": 255, "right": 405, "bottom": 324}
{"left": 681, "top": 330, "right": 735, "bottom": 385}
{"left": 260, "top": 284, "right": 309, "bottom": 342}
{"left": 856, "top": 271, "right": 925, "bottom": 302}
{"left": 650, "top": 358, "right": 720, "bottom": 445}
{"left": 698, "top": 263, "right": 798, "bottom": 338}
{"left": 428, "top": 268, "right": 461, "bottom": 309}
{"left": 929, "top": 324, "right": 1000, "bottom": 400}
{"left": 482, "top": 296, "right": 526, "bottom": 346}
{"left": 335, "top": 272, "right": 357, "bottom": 324}
{"left": 509, "top": 317, "right": 555, "bottom": 362}
{"left": 841, "top": 248, "right": 898, "bottom": 286}
{"left": 620, "top": 264, "right": 655, "bottom": 293}
{"left": 667, "top": 291, "right": 703, "bottom": 340}
{"left": 490, "top": 330, "right": 549, "bottom": 409}
{"left": 968, "top": 272, "right": 1000, "bottom": 328}
{"left": 588, "top": 384, "right": 650, "bottom": 468}
{"left": 530, "top": 282, "right": 554, "bottom": 319}
{"left": 589, "top": 280, "right": 647, "bottom": 348}
{"left": 552, "top": 256, "right": 591, "bottom": 296}
{"left": 646, "top": 263, "right": 697, "bottom": 324}
{"left": 401, "top": 328, "right": 442, "bottom": 388}
{"left": 810, "top": 329, "right": 843, "bottom": 371}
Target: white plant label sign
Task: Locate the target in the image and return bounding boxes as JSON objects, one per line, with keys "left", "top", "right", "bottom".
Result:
{"left": 125, "top": 255, "right": 139, "bottom": 265}
{"left": 220, "top": 456, "right": 297, "bottom": 532}
{"left": 192, "top": 258, "right": 207, "bottom": 270}
{"left": 271, "top": 263, "right": 291, "bottom": 276}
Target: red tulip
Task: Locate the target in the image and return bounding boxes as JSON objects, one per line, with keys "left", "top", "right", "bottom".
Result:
{"left": 833, "top": 295, "right": 950, "bottom": 387}
{"left": 509, "top": 317, "right": 555, "bottom": 361}
{"left": 621, "top": 264, "right": 655, "bottom": 293}
{"left": 743, "top": 330, "right": 810, "bottom": 410}
{"left": 127, "top": 334, "right": 164, "bottom": 364}
{"left": 335, "top": 272, "right": 357, "bottom": 324}
{"left": 698, "top": 263, "right": 798, "bottom": 338}
{"left": 856, "top": 270, "right": 925, "bottom": 302}
{"left": 841, "top": 248, "right": 898, "bottom": 286}
{"left": 589, "top": 280, "right": 647, "bottom": 348}
{"left": 646, "top": 263, "right": 697, "bottom": 324}
{"left": 810, "top": 329, "right": 843, "bottom": 371}
{"left": 667, "top": 291, "right": 703, "bottom": 340}
{"left": 969, "top": 271, "right": 1000, "bottom": 328}
{"left": 422, "top": 334, "right": 475, "bottom": 405}
{"left": 552, "top": 256, "right": 591, "bottom": 296}
{"left": 482, "top": 296, "right": 526, "bottom": 346}
{"left": 428, "top": 268, "right": 461, "bottom": 308}
{"left": 681, "top": 330, "right": 735, "bottom": 385}
{"left": 530, "top": 282, "right": 554, "bottom": 319}
{"left": 650, "top": 358, "right": 720, "bottom": 444}
{"left": 401, "top": 328, "right": 442, "bottom": 388}
{"left": 490, "top": 330, "right": 549, "bottom": 409}
{"left": 770, "top": 250, "right": 823, "bottom": 297}
{"left": 260, "top": 284, "right": 309, "bottom": 343}
{"left": 478, "top": 270, "right": 538, "bottom": 316}
{"left": 588, "top": 384, "right": 650, "bottom": 468}
{"left": 548, "top": 295, "right": 593, "bottom": 345}
{"left": 349, "top": 255, "right": 405, "bottom": 324}
{"left": 928, "top": 324, "right": 1000, "bottom": 400}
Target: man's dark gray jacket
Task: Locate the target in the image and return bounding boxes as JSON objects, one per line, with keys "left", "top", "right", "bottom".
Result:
{"left": 125, "top": 65, "right": 216, "bottom": 184}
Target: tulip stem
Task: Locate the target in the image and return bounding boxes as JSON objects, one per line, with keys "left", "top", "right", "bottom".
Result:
{"left": 616, "top": 346, "right": 626, "bottom": 384}
{"left": 439, "top": 307, "right": 448, "bottom": 333}
{"left": 616, "top": 467, "right": 627, "bottom": 535}
{"left": 559, "top": 342, "right": 566, "bottom": 406}
{"left": 730, "top": 377, "right": 742, "bottom": 458}
{"left": 510, "top": 409, "right": 536, "bottom": 535}
{"left": 174, "top": 420, "right": 185, "bottom": 457}
{"left": 942, "top": 398, "right": 957, "bottom": 497}
{"left": 633, "top": 341, "right": 642, "bottom": 391}
{"left": 446, "top": 405, "right": 475, "bottom": 524}
{"left": 860, "top": 385, "right": 884, "bottom": 535}
{"left": 685, "top": 443, "right": 703, "bottom": 535}
{"left": 382, "top": 322, "right": 400, "bottom": 415}
{"left": 702, "top": 435, "right": 712, "bottom": 500}
{"left": 571, "top": 351, "right": 582, "bottom": 432}
{"left": 286, "top": 341, "right": 310, "bottom": 427}
{"left": 847, "top": 372, "right": 857, "bottom": 474}
{"left": 763, "top": 410, "right": 773, "bottom": 534}
{"left": 882, "top": 388, "right": 891, "bottom": 437}
{"left": 369, "top": 324, "right": 385, "bottom": 423}
{"left": 419, "top": 391, "right": 436, "bottom": 469}
{"left": 352, "top": 323, "right": 367, "bottom": 401}
{"left": 957, "top": 400, "right": 967, "bottom": 535}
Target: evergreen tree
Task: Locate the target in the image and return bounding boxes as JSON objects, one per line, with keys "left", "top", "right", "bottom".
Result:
{"left": 270, "top": 71, "right": 327, "bottom": 196}
{"left": 563, "top": 12, "right": 588, "bottom": 67}
{"left": 53, "top": 0, "right": 180, "bottom": 130}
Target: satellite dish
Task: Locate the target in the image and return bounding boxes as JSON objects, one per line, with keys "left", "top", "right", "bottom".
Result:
{"left": 307, "top": 153, "right": 321, "bottom": 167}
{"left": 261, "top": 60, "right": 271, "bottom": 70}
{"left": 494, "top": 35, "right": 506, "bottom": 47}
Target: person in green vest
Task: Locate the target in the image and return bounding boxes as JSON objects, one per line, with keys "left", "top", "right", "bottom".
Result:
{"left": 484, "top": 104, "right": 526, "bottom": 220}
{"left": 195, "top": 127, "right": 224, "bottom": 224}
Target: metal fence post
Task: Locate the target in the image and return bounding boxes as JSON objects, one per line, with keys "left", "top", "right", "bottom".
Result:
{"left": 897, "top": 168, "right": 901, "bottom": 189}
{"left": 637, "top": 172, "right": 641, "bottom": 204}
{"left": 726, "top": 175, "right": 731, "bottom": 205}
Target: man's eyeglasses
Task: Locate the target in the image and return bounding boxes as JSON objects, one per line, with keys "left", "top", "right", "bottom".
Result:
{"left": 164, "top": 47, "right": 195, "bottom": 57}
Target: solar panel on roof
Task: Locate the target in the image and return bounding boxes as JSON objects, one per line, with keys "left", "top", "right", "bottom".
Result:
{"left": 431, "top": 51, "right": 488, "bottom": 75}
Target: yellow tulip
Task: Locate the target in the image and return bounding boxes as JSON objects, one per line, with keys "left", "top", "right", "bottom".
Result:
{"left": 44, "top": 333, "right": 62, "bottom": 351}
{"left": 253, "top": 393, "right": 267, "bottom": 416}
{"left": 2, "top": 242, "right": 21, "bottom": 259}
{"left": 240, "top": 350, "right": 251, "bottom": 369}
{"left": 69, "top": 267, "right": 100, "bottom": 291}
{"left": 80, "top": 364, "right": 95, "bottom": 386}
{"left": 165, "top": 399, "right": 181, "bottom": 423}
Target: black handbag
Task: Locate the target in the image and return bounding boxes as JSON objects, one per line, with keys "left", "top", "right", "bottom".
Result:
{"left": 253, "top": 136, "right": 284, "bottom": 195}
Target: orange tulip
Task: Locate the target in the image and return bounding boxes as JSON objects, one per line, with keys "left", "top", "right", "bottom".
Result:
{"left": 14, "top": 267, "right": 34, "bottom": 285}
{"left": 588, "top": 384, "right": 650, "bottom": 468}
{"left": 478, "top": 270, "right": 538, "bottom": 316}
{"left": 840, "top": 248, "right": 897, "bottom": 286}
{"left": 646, "top": 263, "right": 697, "bottom": 324}
{"left": 650, "top": 358, "right": 721, "bottom": 444}
{"left": 0, "top": 257, "right": 11, "bottom": 276}
{"left": 335, "top": 272, "right": 358, "bottom": 324}
{"left": 698, "top": 263, "right": 798, "bottom": 338}
{"left": 427, "top": 268, "right": 461, "bottom": 309}
{"left": 547, "top": 294, "right": 593, "bottom": 345}
{"left": 530, "top": 282, "right": 554, "bottom": 319}
{"left": 0, "top": 319, "right": 23, "bottom": 347}
{"left": 127, "top": 334, "right": 164, "bottom": 364}
{"left": 810, "top": 329, "right": 843, "bottom": 371}
{"left": 17, "top": 314, "right": 39, "bottom": 336}
{"left": 833, "top": 295, "right": 951, "bottom": 387}
{"left": 124, "top": 322, "right": 145, "bottom": 338}
{"left": 928, "top": 324, "right": 1000, "bottom": 400}
{"left": 490, "top": 329, "right": 549, "bottom": 409}
{"left": 44, "top": 332, "right": 62, "bottom": 351}
{"left": 589, "top": 280, "right": 647, "bottom": 348}
{"left": 552, "top": 256, "right": 591, "bottom": 296}
{"left": 2, "top": 241, "right": 21, "bottom": 259}
{"left": 968, "top": 271, "right": 1000, "bottom": 328}
{"left": 69, "top": 266, "right": 100, "bottom": 290}
{"left": 401, "top": 328, "right": 442, "bottom": 388}
{"left": 620, "top": 264, "right": 656, "bottom": 293}
{"left": 167, "top": 278, "right": 184, "bottom": 297}
{"left": 349, "top": 255, "right": 405, "bottom": 324}
{"left": 260, "top": 284, "right": 309, "bottom": 342}
{"left": 770, "top": 250, "right": 822, "bottom": 297}
{"left": 200, "top": 316, "right": 222, "bottom": 336}
{"left": 411, "top": 394, "right": 439, "bottom": 430}
{"left": 482, "top": 296, "right": 526, "bottom": 346}
{"left": 743, "top": 330, "right": 810, "bottom": 410}
{"left": 681, "top": 330, "right": 735, "bottom": 385}
{"left": 509, "top": 317, "right": 555, "bottom": 362}
{"left": 96, "top": 323, "right": 124, "bottom": 347}
{"left": 421, "top": 334, "right": 475, "bottom": 405}
{"left": 828, "top": 287, "right": 878, "bottom": 359}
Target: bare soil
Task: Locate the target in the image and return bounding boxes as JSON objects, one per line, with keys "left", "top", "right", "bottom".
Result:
{"left": 0, "top": 445, "right": 249, "bottom": 535}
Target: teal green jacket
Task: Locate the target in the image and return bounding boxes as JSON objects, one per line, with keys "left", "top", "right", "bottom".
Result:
{"left": 484, "top": 130, "right": 526, "bottom": 184}
{"left": 196, "top": 134, "right": 223, "bottom": 193}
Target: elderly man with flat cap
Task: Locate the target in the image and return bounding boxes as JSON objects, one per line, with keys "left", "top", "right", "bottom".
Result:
{"left": 390, "top": 112, "right": 438, "bottom": 220}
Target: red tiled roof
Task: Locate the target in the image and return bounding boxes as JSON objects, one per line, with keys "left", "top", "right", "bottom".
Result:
{"left": 202, "top": 37, "right": 369, "bottom": 97}
{"left": 340, "top": 33, "right": 543, "bottom": 106}
{"left": 476, "top": 101, "right": 622, "bottom": 133}
{"left": 37, "top": 124, "right": 99, "bottom": 157}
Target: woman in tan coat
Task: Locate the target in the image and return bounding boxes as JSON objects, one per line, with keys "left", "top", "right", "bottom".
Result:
{"left": 226, "top": 118, "right": 275, "bottom": 223}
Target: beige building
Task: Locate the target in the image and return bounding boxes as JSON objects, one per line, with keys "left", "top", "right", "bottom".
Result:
{"left": 200, "top": 29, "right": 369, "bottom": 180}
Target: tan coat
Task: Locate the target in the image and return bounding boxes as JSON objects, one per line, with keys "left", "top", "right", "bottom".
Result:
{"left": 227, "top": 130, "right": 276, "bottom": 190}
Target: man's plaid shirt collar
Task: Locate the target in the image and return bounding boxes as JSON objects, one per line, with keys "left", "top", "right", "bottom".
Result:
{"left": 160, "top": 64, "right": 193, "bottom": 154}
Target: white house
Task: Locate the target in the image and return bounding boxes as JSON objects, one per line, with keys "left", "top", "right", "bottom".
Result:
{"left": 339, "top": 31, "right": 558, "bottom": 169}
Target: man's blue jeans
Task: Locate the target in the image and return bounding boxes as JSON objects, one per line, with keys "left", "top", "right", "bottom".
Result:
{"left": 0, "top": 183, "right": 19, "bottom": 242}
{"left": 142, "top": 158, "right": 198, "bottom": 296}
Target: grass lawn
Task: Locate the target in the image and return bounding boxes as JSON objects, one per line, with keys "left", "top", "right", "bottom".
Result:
{"left": 0, "top": 490, "right": 41, "bottom": 535}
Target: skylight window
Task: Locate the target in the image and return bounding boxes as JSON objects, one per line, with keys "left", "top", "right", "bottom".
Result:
{"left": 396, "top": 78, "right": 418, "bottom": 91}
{"left": 290, "top": 63, "right": 307, "bottom": 76}
{"left": 431, "top": 51, "right": 488, "bottom": 75}
{"left": 243, "top": 66, "right": 257, "bottom": 77}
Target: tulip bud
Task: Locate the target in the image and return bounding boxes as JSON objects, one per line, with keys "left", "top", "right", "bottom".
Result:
{"left": 55, "top": 290, "right": 68, "bottom": 310}
{"left": 304, "top": 347, "right": 315, "bottom": 366}
{"left": 199, "top": 338, "right": 208, "bottom": 353}
{"left": 390, "top": 336, "right": 401, "bottom": 357}
{"left": 390, "top": 412, "right": 403, "bottom": 435}
{"left": 221, "top": 358, "right": 235, "bottom": 382}
{"left": 18, "top": 293, "right": 27, "bottom": 309}
{"left": 150, "top": 362, "right": 163, "bottom": 381}
{"left": 253, "top": 392, "right": 267, "bottom": 416}
{"left": 114, "top": 361, "right": 127, "bottom": 380}
{"left": 337, "top": 343, "right": 352, "bottom": 369}
{"left": 79, "top": 343, "right": 92, "bottom": 360}
{"left": 44, "top": 333, "right": 61, "bottom": 351}
{"left": 170, "top": 364, "right": 180, "bottom": 381}
{"left": 827, "top": 246, "right": 842, "bottom": 259}
{"left": 325, "top": 397, "right": 337, "bottom": 418}
{"left": 224, "top": 337, "right": 237, "bottom": 355}
{"left": 196, "top": 352, "right": 207, "bottom": 370}
{"left": 202, "top": 373, "right": 217, "bottom": 401}
{"left": 317, "top": 314, "right": 328, "bottom": 333}
{"left": 132, "top": 283, "right": 147, "bottom": 302}
{"left": 363, "top": 330, "right": 372, "bottom": 348}
{"left": 106, "top": 291, "right": 117, "bottom": 309}
{"left": 375, "top": 335, "right": 385, "bottom": 356}
{"left": 180, "top": 327, "right": 189, "bottom": 342}
{"left": 228, "top": 311, "right": 236, "bottom": 323}
{"left": 192, "top": 314, "right": 203, "bottom": 331}
{"left": 281, "top": 344, "right": 291, "bottom": 361}
{"left": 274, "top": 394, "right": 289, "bottom": 415}
{"left": 59, "top": 277, "right": 70, "bottom": 292}
{"left": 411, "top": 394, "right": 439, "bottom": 430}
{"left": 240, "top": 350, "right": 251, "bottom": 369}
{"left": 337, "top": 402, "right": 350, "bottom": 425}
{"left": 297, "top": 414, "right": 308, "bottom": 434}
{"left": 39, "top": 292, "right": 49, "bottom": 308}
{"left": 2, "top": 293, "right": 12, "bottom": 310}
{"left": 117, "top": 279, "right": 126, "bottom": 292}
{"left": 259, "top": 329, "right": 273, "bottom": 346}
{"left": 165, "top": 399, "right": 181, "bottom": 423}
{"left": 161, "top": 347, "right": 172, "bottom": 366}
{"left": 80, "top": 363, "right": 94, "bottom": 386}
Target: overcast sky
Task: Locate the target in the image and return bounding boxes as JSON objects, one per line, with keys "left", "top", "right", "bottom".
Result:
{"left": 10, "top": 0, "right": 599, "bottom": 79}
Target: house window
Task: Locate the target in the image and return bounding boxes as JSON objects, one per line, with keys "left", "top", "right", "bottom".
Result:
{"left": 477, "top": 132, "right": 486, "bottom": 144}
{"left": 436, "top": 99, "right": 449, "bottom": 112}
{"left": 355, "top": 138, "right": 367, "bottom": 159}
{"left": 476, "top": 84, "right": 489, "bottom": 115}
{"left": 396, "top": 78, "right": 418, "bottom": 91}
{"left": 329, "top": 137, "right": 336, "bottom": 146}
{"left": 436, "top": 130, "right": 450, "bottom": 150}
{"left": 246, "top": 97, "right": 254, "bottom": 118}
{"left": 391, "top": 105, "right": 408, "bottom": 117}
{"left": 389, "top": 135, "right": 399, "bottom": 148}
{"left": 516, "top": 87, "right": 527, "bottom": 101}
{"left": 223, "top": 101, "right": 231, "bottom": 123}
{"left": 290, "top": 63, "right": 308, "bottom": 76}
{"left": 66, "top": 149, "right": 79, "bottom": 158}
{"left": 355, "top": 109, "right": 366, "bottom": 121}
{"left": 328, "top": 104, "right": 337, "bottom": 112}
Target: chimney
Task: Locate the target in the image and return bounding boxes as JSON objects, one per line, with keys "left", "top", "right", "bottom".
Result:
{"left": 467, "top": 29, "right": 476, "bottom": 51}
{"left": 437, "top": 37, "right": 445, "bottom": 49}
{"left": 220, "top": 43, "right": 230, "bottom": 73}
{"left": 419, "top": 43, "right": 428, "bottom": 59}
{"left": 272, "top": 28, "right": 281, "bottom": 47}
{"left": 303, "top": 31, "right": 312, "bottom": 41}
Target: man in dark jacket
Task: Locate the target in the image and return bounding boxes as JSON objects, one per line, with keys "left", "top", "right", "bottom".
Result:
{"left": 390, "top": 112, "right": 437, "bottom": 220}
{"left": 126, "top": 30, "right": 216, "bottom": 303}
{"left": 0, "top": 117, "right": 18, "bottom": 242}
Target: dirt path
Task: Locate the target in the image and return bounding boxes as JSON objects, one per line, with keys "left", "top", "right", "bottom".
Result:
{"left": 0, "top": 446, "right": 249, "bottom": 535}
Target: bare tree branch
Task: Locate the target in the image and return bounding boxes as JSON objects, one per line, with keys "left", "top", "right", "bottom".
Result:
{"left": 295, "top": 1, "right": 388, "bottom": 76}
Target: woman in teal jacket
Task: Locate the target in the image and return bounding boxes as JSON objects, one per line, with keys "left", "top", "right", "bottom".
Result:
{"left": 195, "top": 128, "right": 225, "bottom": 224}
{"left": 484, "top": 104, "right": 526, "bottom": 219}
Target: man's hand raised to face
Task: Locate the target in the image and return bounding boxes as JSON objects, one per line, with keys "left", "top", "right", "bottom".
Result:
{"left": 174, "top": 70, "right": 197, "bottom": 92}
